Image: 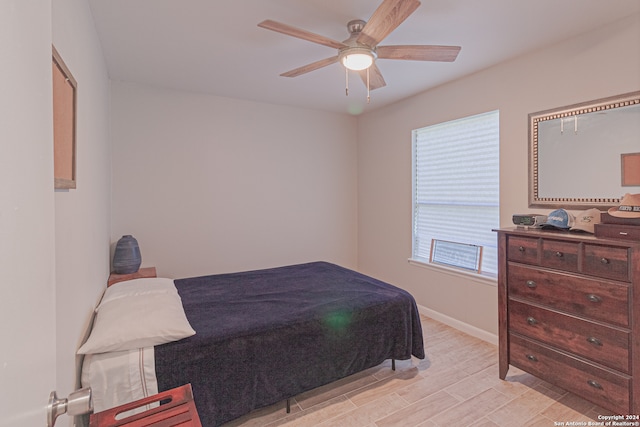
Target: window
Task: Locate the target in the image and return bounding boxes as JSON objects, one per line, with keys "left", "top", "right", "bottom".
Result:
{"left": 412, "top": 110, "right": 499, "bottom": 276}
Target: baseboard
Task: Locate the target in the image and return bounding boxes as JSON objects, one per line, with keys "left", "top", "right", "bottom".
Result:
{"left": 417, "top": 304, "right": 498, "bottom": 346}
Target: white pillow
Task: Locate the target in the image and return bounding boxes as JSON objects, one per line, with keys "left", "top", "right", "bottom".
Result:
{"left": 77, "top": 278, "right": 195, "bottom": 354}
{"left": 100, "top": 277, "right": 178, "bottom": 306}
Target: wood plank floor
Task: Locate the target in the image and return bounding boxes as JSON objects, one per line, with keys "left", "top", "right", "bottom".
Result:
{"left": 223, "top": 314, "right": 615, "bottom": 427}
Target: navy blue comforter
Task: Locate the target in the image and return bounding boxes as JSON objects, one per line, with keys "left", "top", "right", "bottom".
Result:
{"left": 156, "top": 261, "right": 424, "bottom": 426}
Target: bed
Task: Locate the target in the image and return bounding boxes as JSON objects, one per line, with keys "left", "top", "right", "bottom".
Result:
{"left": 80, "top": 261, "right": 425, "bottom": 427}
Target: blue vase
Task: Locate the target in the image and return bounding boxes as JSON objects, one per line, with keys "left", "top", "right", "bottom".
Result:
{"left": 112, "top": 235, "right": 142, "bottom": 274}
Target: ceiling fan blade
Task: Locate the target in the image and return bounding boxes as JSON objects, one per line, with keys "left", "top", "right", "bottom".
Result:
{"left": 357, "top": 0, "right": 421, "bottom": 47}
{"left": 280, "top": 56, "right": 340, "bottom": 78}
{"left": 358, "top": 64, "right": 387, "bottom": 90}
{"left": 258, "top": 20, "right": 347, "bottom": 50}
{"left": 377, "top": 45, "right": 461, "bottom": 62}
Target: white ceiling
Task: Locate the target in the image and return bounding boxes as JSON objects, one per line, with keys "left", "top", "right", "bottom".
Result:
{"left": 88, "top": 0, "right": 640, "bottom": 115}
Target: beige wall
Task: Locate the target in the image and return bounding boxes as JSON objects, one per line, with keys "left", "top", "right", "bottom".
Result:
{"left": 110, "top": 82, "right": 358, "bottom": 278}
{"left": 52, "top": 0, "right": 112, "bottom": 417}
{"left": 356, "top": 14, "right": 640, "bottom": 338}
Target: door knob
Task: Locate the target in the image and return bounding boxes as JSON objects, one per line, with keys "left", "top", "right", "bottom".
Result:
{"left": 47, "top": 388, "right": 92, "bottom": 427}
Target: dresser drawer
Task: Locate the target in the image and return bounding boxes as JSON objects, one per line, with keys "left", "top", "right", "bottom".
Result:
{"left": 507, "top": 263, "right": 630, "bottom": 327}
{"left": 583, "top": 244, "right": 630, "bottom": 282}
{"left": 595, "top": 223, "right": 640, "bottom": 241}
{"left": 509, "top": 300, "right": 630, "bottom": 373}
{"left": 540, "top": 239, "right": 579, "bottom": 272}
{"left": 507, "top": 236, "right": 538, "bottom": 265}
{"left": 509, "top": 334, "right": 631, "bottom": 414}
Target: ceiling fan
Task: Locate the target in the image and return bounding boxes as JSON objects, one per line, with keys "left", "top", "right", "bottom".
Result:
{"left": 258, "top": 0, "right": 461, "bottom": 98}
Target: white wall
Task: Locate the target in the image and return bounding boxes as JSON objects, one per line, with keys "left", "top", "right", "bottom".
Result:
{"left": 111, "top": 82, "right": 358, "bottom": 278}
{"left": 52, "top": 0, "right": 112, "bottom": 414}
{"left": 0, "top": 1, "right": 56, "bottom": 425}
{"left": 356, "top": 14, "right": 640, "bottom": 338}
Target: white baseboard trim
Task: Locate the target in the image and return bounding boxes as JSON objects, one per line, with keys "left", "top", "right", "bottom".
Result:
{"left": 417, "top": 304, "right": 498, "bottom": 346}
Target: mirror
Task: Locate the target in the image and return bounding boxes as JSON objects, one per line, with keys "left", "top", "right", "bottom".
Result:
{"left": 529, "top": 91, "right": 640, "bottom": 209}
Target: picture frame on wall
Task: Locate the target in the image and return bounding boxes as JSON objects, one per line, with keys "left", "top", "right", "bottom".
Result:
{"left": 52, "top": 45, "right": 77, "bottom": 190}
{"left": 621, "top": 153, "right": 640, "bottom": 187}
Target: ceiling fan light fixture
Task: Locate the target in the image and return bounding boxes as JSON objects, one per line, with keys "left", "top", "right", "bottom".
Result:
{"left": 340, "top": 47, "right": 376, "bottom": 71}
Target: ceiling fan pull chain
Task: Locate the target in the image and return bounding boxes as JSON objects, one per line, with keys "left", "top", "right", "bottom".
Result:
{"left": 345, "top": 68, "right": 349, "bottom": 96}
{"left": 367, "top": 68, "right": 371, "bottom": 103}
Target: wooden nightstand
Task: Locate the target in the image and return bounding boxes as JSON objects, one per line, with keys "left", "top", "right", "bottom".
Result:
{"left": 107, "top": 266, "right": 157, "bottom": 287}
{"left": 89, "top": 384, "right": 202, "bottom": 426}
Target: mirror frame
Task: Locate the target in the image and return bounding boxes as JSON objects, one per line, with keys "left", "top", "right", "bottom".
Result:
{"left": 528, "top": 90, "right": 640, "bottom": 209}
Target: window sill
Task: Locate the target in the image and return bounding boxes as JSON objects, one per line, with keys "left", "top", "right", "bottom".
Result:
{"left": 407, "top": 258, "right": 497, "bottom": 287}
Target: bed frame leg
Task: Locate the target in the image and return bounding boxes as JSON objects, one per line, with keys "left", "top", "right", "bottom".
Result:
{"left": 286, "top": 398, "right": 290, "bottom": 413}
{"left": 392, "top": 359, "right": 396, "bottom": 371}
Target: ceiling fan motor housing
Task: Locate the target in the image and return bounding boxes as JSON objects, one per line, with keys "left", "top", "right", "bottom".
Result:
{"left": 340, "top": 19, "right": 377, "bottom": 70}
{"left": 347, "top": 19, "right": 367, "bottom": 35}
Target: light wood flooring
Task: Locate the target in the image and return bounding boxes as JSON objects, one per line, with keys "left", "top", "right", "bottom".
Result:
{"left": 223, "top": 314, "right": 615, "bottom": 427}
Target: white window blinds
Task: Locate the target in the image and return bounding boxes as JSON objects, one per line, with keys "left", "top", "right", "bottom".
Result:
{"left": 412, "top": 110, "right": 500, "bottom": 276}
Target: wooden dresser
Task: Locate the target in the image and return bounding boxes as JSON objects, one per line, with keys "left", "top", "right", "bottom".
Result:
{"left": 495, "top": 228, "right": 639, "bottom": 414}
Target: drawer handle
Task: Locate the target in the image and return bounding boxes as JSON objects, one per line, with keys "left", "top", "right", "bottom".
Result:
{"left": 526, "top": 280, "right": 537, "bottom": 289}
{"left": 587, "top": 336, "right": 603, "bottom": 346}
{"left": 526, "top": 354, "right": 538, "bottom": 362}
{"left": 587, "top": 380, "right": 603, "bottom": 390}
{"left": 600, "top": 257, "right": 610, "bottom": 264}
{"left": 555, "top": 251, "right": 563, "bottom": 258}
{"left": 518, "top": 246, "right": 525, "bottom": 252}
{"left": 586, "top": 294, "right": 602, "bottom": 303}
{"left": 526, "top": 316, "right": 538, "bottom": 326}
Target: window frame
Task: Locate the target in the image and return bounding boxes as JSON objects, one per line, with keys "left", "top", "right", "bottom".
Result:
{"left": 410, "top": 110, "right": 500, "bottom": 282}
